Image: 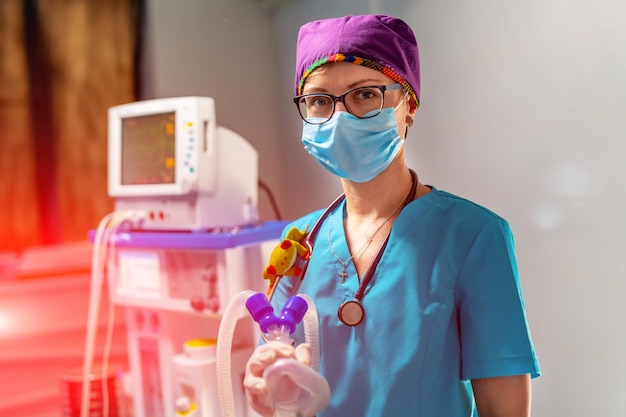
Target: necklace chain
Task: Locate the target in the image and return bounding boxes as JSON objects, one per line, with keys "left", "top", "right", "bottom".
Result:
{"left": 327, "top": 187, "right": 410, "bottom": 283}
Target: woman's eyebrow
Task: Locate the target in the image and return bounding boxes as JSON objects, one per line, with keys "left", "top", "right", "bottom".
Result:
{"left": 345, "top": 78, "right": 384, "bottom": 89}
{"left": 303, "top": 78, "right": 387, "bottom": 94}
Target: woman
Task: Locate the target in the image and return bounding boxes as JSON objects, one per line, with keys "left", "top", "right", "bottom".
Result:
{"left": 244, "top": 14, "right": 540, "bottom": 417}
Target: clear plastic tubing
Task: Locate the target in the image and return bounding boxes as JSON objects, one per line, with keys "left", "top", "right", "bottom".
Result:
{"left": 216, "top": 291, "right": 326, "bottom": 417}
{"left": 216, "top": 290, "right": 256, "bottom": 417}
{"left": 298, "top": 294, "right": 321, "bottom": 372}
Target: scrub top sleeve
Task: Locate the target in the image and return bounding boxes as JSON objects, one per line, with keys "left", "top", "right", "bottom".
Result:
{"left": 456, "top": 218, "right": 540, "bottom": 380}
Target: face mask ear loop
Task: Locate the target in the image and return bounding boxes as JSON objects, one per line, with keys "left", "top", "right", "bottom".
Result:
{"left": 404, "top": 116, "right": 415, "bottom": 139}
{"left": 393, "top": 91, "right": 410, "bottom": 112}
{"left": 395, "top": 91, "right": 411, "bottom": 139}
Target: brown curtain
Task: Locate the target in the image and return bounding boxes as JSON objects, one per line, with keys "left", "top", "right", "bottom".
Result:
{"left": 0, "top": 0, "right": 141, "bottom": 252}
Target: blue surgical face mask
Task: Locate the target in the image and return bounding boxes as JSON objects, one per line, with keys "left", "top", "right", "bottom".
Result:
{"left": 301, "top": 106, "right": 404, "bottom": 183}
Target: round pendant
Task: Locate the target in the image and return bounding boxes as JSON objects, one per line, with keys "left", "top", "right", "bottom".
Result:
{"left": 338, "top": 300, "right": 365, "bottom": 326}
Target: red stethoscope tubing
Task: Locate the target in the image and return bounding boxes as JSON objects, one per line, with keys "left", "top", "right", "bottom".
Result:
{"left": 267, "top": 193, "right": 344, "bottom": 302}
{"left": 268, "top": 169, "right": 417, "bottom": 307}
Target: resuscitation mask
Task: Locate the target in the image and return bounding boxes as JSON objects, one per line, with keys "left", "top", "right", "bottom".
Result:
{"left": 301, "top": 105, "right": 404, "bottom": 183}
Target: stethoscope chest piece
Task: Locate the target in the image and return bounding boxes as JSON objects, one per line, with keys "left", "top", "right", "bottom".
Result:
{"left": 277, "top": 169, "right": 418, "bottom": 327}
{"left": 338, "top": 299, "right": 364, "bottom": 326}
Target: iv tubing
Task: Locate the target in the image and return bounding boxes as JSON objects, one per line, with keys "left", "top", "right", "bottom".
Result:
{"left": 216, "top": 291, "right": 322, "bottom": 417}
{"left": 80, "top": 212, "right": 114, "bottom": 417}
{"left": 80, "top": 209, "right": 145, "bottom": 417}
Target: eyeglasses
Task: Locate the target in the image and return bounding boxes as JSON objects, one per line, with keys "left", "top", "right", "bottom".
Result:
{"left": 293, "top": 83, "right": 403, "bottom": 125}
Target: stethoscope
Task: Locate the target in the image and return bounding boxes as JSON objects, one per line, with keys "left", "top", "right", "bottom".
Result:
{"left": 268, "top": 169, "right": 418, "bottom": 326}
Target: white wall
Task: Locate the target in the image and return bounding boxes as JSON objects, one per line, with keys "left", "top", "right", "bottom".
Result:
{"left": 145, "top": 0, "right": 626, "bottom": 415}
{"left": 141, "top": 0, "right": 286, "bottom": 221}
{"left": 274, "top": 1, "right": 626, "bottom": 416}
{"left": 402, "top": 2, "right": 626, "bottom": 416}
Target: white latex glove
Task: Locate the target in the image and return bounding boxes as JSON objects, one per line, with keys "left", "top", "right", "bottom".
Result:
{"left": 244, "top": 341, "right": 312, "bottom": 417}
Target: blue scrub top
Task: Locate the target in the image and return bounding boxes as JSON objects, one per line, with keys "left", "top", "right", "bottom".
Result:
{"left": 271, "top": 188, "right": 541, "bottom": 417}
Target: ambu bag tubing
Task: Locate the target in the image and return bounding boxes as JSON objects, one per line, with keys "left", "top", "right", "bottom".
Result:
{"left": 216, "top": 291, "right": 330, "bottom": 417}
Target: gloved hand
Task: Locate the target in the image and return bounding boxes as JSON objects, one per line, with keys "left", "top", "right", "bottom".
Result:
{"left": 244, "top": 341, "right": 312, "bottom": 417}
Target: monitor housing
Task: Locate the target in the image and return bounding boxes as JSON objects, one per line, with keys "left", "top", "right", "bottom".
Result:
{"left": 108, "top": 97, "right": 258, "bottom": 230}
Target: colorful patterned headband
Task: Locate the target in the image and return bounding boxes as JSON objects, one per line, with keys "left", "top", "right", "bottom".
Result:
{"left": 297, "top": 53, "right": 418, "bottom": 105}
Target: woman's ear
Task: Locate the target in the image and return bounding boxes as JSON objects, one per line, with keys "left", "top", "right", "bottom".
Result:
{"left": 408, "top": 97, "right": 419, "bottom": 115}
{"left": 403, "top": 97, "right": 418, "bottom": 138}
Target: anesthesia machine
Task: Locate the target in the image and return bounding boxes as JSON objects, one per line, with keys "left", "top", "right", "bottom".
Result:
{"left": 83, "top": 97, "right": 285, "bottom": 417}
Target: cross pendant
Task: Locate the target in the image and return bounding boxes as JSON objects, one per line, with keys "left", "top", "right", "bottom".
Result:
{"left": 339, "top": 268, "right": 348, "bottom": 283}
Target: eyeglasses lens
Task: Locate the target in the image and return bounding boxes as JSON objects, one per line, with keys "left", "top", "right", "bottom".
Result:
{"left": 298, "top": 86, "right": 385, "bottom": 124}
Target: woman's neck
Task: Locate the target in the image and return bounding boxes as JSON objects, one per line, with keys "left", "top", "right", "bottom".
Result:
{"left": 340, "top": 160, "right": 414, "bottom": 222}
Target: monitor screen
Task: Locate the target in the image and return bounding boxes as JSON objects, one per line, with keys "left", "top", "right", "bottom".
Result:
{"left": 108, "top": 96, "right": 259, "bottom": 229}
{"left": 108, "top": 96, "right": 219, "bottom": 199}
{"left": 121, "top": 112, "right": 176, "bottom": 185}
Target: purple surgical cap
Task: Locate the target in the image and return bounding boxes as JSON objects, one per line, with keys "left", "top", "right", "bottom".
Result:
{"left": 295, "top": 14, "right": 420, "bottom": 104}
